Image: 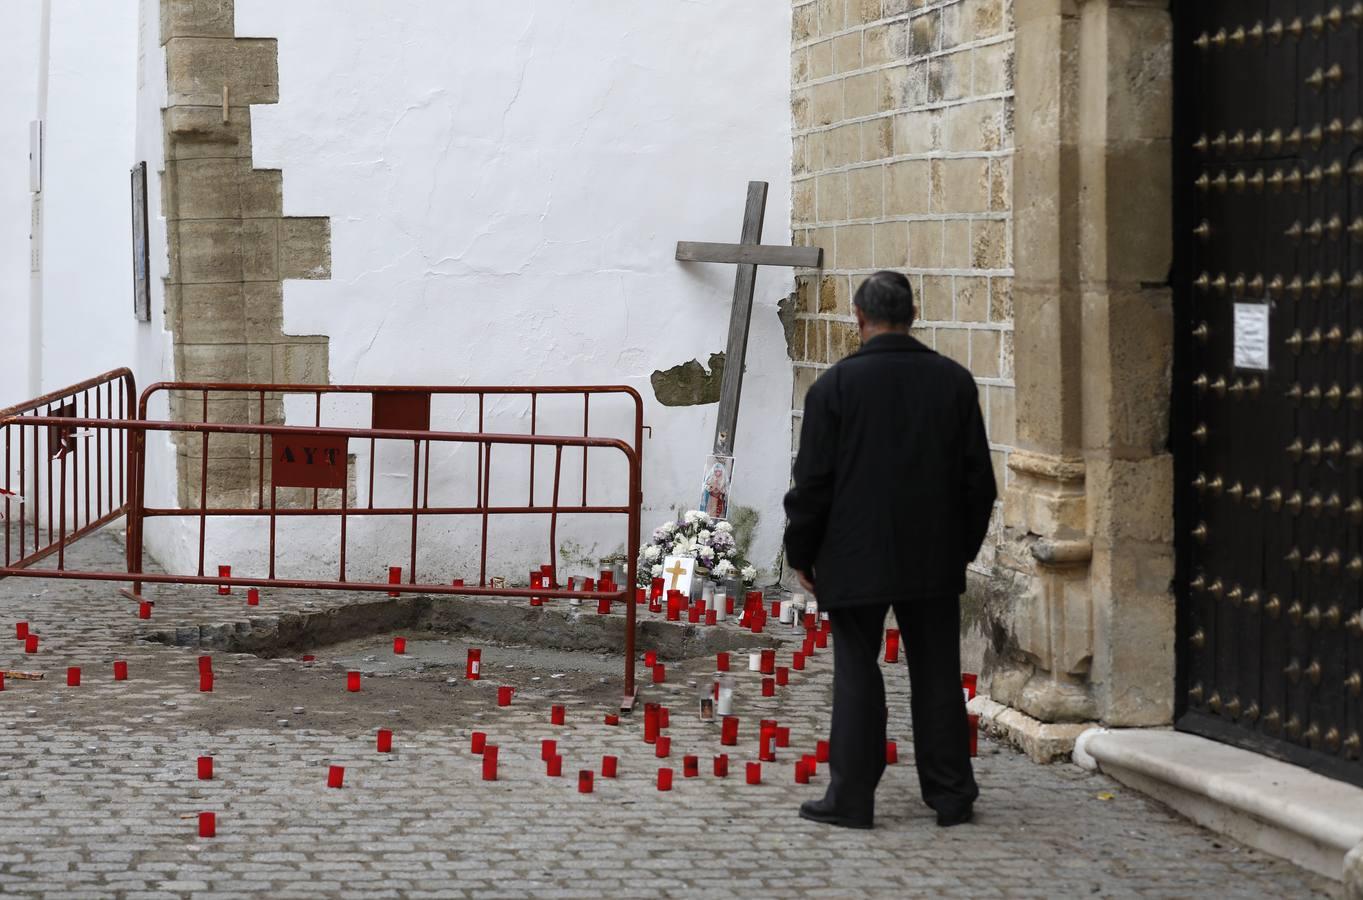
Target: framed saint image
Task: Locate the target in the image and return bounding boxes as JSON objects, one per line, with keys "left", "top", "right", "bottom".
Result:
{"left": 130, "top": 161, "right": 151, "bottom": 322}
{"left": 699, "top": 454, "right": 733, "bottom": 520}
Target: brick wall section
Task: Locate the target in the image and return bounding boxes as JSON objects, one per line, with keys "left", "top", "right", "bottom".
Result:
{"left": 160, "top": 1, "right": 331, "bottom": 507}
{"left": 788, "top": 0, "right": 1015, "bottom": 569}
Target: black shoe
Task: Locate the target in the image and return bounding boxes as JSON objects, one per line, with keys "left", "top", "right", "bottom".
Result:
{"left": 935, "top": 805, "right": 973, "bottom": 827}
{"left": 799, "top": 797, "right": 873, "bottom": 829}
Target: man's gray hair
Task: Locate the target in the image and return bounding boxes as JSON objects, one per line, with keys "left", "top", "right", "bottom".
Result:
{"left": 852, "top": 271, "right": 916, "bottom": 326}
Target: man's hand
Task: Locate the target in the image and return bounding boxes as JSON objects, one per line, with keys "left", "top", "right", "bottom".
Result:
{"left": 796, "top": 569, "right": 816, "bottom": 595}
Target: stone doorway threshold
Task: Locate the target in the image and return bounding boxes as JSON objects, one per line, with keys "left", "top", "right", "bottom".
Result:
{"left": 1075, "top": 728, "right": 1363, "bottom": 892}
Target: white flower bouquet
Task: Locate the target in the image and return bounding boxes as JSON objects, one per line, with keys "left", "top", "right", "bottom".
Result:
{"left": 638, "top": 510, "right": 758, "bottom": 587}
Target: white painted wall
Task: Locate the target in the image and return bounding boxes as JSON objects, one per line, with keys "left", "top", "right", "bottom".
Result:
{"left": 0, "top": 2, "right": 42, "bottom": 408}
{"left": 206, "top": 0, "right": 796, "bottom": 583}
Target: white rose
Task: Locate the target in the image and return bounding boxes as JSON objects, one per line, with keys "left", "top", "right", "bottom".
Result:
{"left": 643, "top": 545, "right": 660, "bottom": 561}
{"left": 684, "top": 510, "right": 704, "bottom": 524}
{"left": 651, "top": 564, "right": 663, "bottom": 577}
{"left": 697, "top": 530, "right": 712, "bottom": 543}
{"left": 715, "top": 521, "right": 733, "bottom": 533}
{"left": 712, "top": 560, "right": 735, "bottom": 577}
{"left": 741, "top": 565, "right": 757, "bottom": 582}
{"left": 699, "top": 546, "right": 715, "bottom": 561}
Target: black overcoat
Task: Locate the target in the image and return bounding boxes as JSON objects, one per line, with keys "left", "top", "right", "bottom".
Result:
{"left": 783, "top": 332, "right": 997, "bottom": 608}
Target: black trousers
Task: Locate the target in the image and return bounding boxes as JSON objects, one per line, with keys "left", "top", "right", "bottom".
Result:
{"left": 824, "top": 597, "right": 978, "bottom": 819}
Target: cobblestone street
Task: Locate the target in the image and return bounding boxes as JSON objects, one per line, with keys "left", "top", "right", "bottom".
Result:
{"left": 0, "top": 530, "right": 1336, "bottom": 898}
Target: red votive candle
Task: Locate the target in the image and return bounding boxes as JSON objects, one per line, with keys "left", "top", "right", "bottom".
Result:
{"left": 969, "top": 713, "right": 980, "bottom": 757}
{"left": 453, "top": 578, "right": 465, "bottom": 587}
{"left": 466, "top": 648, "right": 481, "bottom": 680}
{"left": 601, "top": 755, "right": 619, "bottom": 778}
{"left": 541, "top": 739, "right": 557, "bottom": 761}
{"left": 794, "top": 760, "right": 810, "bottom": 784}
{"left": 393, "top": 637, "right": 407, "bottom": 655}
{"left": 751, "top": 618, "right": 764, "bottom": 635}
{"left": 717, "top": 651, "right": 730, "bottom": 672}
{"left": 198, "top": 656, "right": 213, "bottom": 674}
{"left": 761, "top": 678, "right": 775, "bottom": 697}
{"left": 377, "top": 729, "right": 393, "bottom": 753}
{"left": 497, "top": 686, "right": 513, "bottom": 706}
{"left": 816, "top": 740, "right": 830, "bottom": 763}
{"left": 775, "top": 727, "right": 791, "bottom": 748}
{"left": 652, "top": 663, "right": 665, "bottom": 684}
{"left": 885, "top": 628, "right": 900, "bottom": 663}
{"left": 197, "top": 756, "right": 213, "bottom": 780}
{"left": 482, "top": 745, "right": 498, "bottom": 780}
{"left": 247, "top": 588, "right": 260, "bottom": 606}
{"left": 0, "top": 672, "right": 5, "bottom": 691}
{"left": 962, "top": 672, "right": 978, "bottom": 701}
{"left": 705, "top": 610, "right": 717, "bottom": 625}
{"left": 792, "top": 652, "right": 805, "bottom": 671}
{"left": 886, "top": 740, "right": 898, "bottom": 764}
{"left": 138, "top": 602, "right": 152, "bottom": 620}
{"left": 327, "top": 765, "right": 345, "bottom": 788}
{"left": 635, "top": 587, "right": 646, "bottom": 605}
{"left": 387, "top": 565, "right": 401, "bottom": 597}
{"left": 471, "top": 731, "right": 487, "bottom": 754}
{"left": 655, "top": 736, "right": 671, "bottom": 758}
{"left": 24, "top": 635, "right": 38, "bottom": 654}
{"left": 815, "top": 630, "right": 828, "bottom": 648}
{"left": 657, "top": 768, "right": 673, "bottom": 791}
{"left": 643, "top": 705, "right": 659, "bottom": 744}
{"left": 725, "top": 596, "right": 735, "bottom": 615}
{"left": 759, "top": 727, "right": 776, "bottom": 762}
{"left": 578, "top": 770, "right": 594, "bottom": 793}
{"left": 804, "top": 612, "right": 816, "bottom": 630}
{"left": 803, "top": 637, "right": 816, "bottom": 657}
{"left": 597, "top": 598, "right": 610, "bottom": 615}
{"left": 746, "top": 762, "right": 762, "bottom": 784}
{"left": 721, "top": 716, "right": 739, "bottom": 746}
{"left": 346, "top": 671, "right": 361, "bottom": 692}
{"left": 776, "top": 666, "right": 789, "bottom": 686}
{"left": 15, "top": 622, "right": 28, "bottom": 640}
{"left": 551, "top": 704, "right": 565, "bottom": 725}
{"left": 546, "top": 755, "right": 562, "bottom": 777}
{"left": 199, "top": 671, "right": 214, "bottom": 692}
{"left": 659, "top": 707, "right": 670, "bottom": 728}
{"left": 683, "top": 755, "right": 699, "bottom": 777}
{"left": 198, "top": 812, "right": 216, "bottom": 838}
{"left": 604, "top": 713, "right": 619, "bottom": 726}
{"left": 644, "top": 650, "right": 657, "bottom": 668}
{"left": 802, "top": 753, "right": 818, "bottom": 777}
{"left": 760, "top": 650, "right": 776, "bottom": 674}
{"left": 770, "top": 600, "right": 780, "bottom": 618}
{"left": 713, "top": 754, "right": 729, "bottom": 777}
{"left": 217, "top": 565, "right": 231, "bottom": 595}
{"left": 66, "top": 667, "right": 80, "bottom": 687}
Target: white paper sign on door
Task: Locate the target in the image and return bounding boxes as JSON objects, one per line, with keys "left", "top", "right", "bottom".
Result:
{"left": 1233, "top": 303, "right": 1270, "bottom": 371}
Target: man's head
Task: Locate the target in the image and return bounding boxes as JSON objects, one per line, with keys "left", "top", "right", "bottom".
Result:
{"left": 852, "top": 270, "right": 915, "bottom": 342}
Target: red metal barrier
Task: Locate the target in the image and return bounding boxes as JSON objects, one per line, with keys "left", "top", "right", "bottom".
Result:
{"left": 0, "top": 414, "right": 643, "bottom": 701}
{"left": 129, "top": 382, "right": 645, "bottom": 595}
{"left": 0, "top": 369, "right": 136, "bottom": 574}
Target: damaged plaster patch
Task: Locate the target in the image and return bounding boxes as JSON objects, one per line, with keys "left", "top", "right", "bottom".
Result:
{"left": 778, "top": 290, "right": 799, "bottom": 360}
{"left": 651, "top": 353, "right": 725, "bottom": 407}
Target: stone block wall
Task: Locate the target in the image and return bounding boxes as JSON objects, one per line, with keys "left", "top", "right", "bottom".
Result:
{"left": 159, "top": 1, "right": 331, "bottom": 507}
{"left": 788, "top": 0, "right": 1016, "bottom": 570}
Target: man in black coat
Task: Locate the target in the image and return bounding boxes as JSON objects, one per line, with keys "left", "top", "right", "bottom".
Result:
{"left": 784, "top": 270, "right": 997, "bottom": 829}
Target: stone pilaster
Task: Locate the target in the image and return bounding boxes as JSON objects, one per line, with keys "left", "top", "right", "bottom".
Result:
{"left": 988, "top": 0, "right": 1174, "bottom": 728}
{"left": 159, "top": 1, "right": 331, "bottom": 507}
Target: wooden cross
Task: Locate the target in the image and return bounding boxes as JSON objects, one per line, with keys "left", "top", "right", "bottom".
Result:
{"left": 676, "top": 181, "right": 823, "bottom": 457}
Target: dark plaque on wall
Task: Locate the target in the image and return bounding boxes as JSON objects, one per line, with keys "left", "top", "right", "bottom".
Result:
{"left": 130, "top": 161, "right": 150, "bottom": 322}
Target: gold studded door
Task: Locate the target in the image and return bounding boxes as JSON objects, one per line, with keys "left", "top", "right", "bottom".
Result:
{"left": 1177, "top": 0, "right": 1363, "bottom": 784}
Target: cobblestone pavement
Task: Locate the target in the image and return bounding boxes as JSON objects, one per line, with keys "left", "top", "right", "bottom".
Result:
{"left": 0, "top": 529, "right": 1338, "bottom": 898}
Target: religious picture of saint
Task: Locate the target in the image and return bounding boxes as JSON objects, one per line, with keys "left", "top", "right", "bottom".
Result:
{"left": 699, "top": 455, "right": 733, "bottom": 520}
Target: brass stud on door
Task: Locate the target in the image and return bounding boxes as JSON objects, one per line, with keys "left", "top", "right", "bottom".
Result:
{"left": 1226, "top": 481, "right": 1244, "bottom": 501}
{"left": 1350, "top": 217, "right": 1363, "bottom": 241}
{"left": 1285, "top": 658, "right": 1302, "bottom": 683}
{"left": 1193, "top": 423, "right": 1209, "bottom": 444}
{"left": 1286, "top": 331, "right": 1304, "bottom": 354}
{"left": 1243, "top": 701, "right": 1260, "bottom": 723}
{"left": 1305, "top": 440, "right": 1324, "bottom": 463}
{"left": 1195, "top": 173, "right": 1211, "bottom": 192}
{"left": 1349, "top": 441, "right": 1363, "bottom": 465}
{"left": 1348, "top": 555, "right": 1363, "bottom": 579}
{"left": 1285, "top": 715, "right": 1303, "bottom": 740}
{"left": 1304, "top": 723, "right": 1321, "bottom": 747}
{"left": 1284, "top": 547, "right": 1302, "bottom": 568}
{"left": 1193, "top": 220, "right": 1213, "bottom": 240}
{"left": 1206, "top": 578, "right": 1224, "bottom": 598}
{"left": 1226, "top": 696, "right": 1242, "bottom": 719}
{"left": 1324, "top": 605, "right": 1341, "bottom": 628}
{"left": 1286, "top": 439, "right": 1304, "bottom": 461}
{"left": 1288, "top": 600, "right": 1304, "bottom": 624}
{"left": 1265, "top": 595, "right": 1281, "bottom": 618}
{"left": 1325, "top": 728, "right": 1342, "bottom": 753}
{"left": 1307, "top": 493, "right": 1325, "bottom": 516}
{"left": 1306, "top": 605, "right": 1322, "bottom": 629}
{"left": 1246, "top": 486, "right": 1263, "bottom": 508}
{"left": 1346, "top": 733, "right": 1362, "bottom": 760}
{"left": 1324, "top": 549, "right": 1341, "bottom": 572}
{"left": 1305, "top": 64, "right": 1343, "bottom": 90}
{"left": 1267, "top": 487, "right": 1284, "bottom": 510}
{"left": 1243, "top": 590, "right": 1261, "bottom": 610}
{"left": 1226, "top": 585, "right": 1243, "bottom": 605}
{"left": 1207, "top": 691, "right": 1223, "bottom": 713}
{"left": 1305, "top": 547, "right": 1323, "bottom": 571}
{"left": 1190, "top": 572, "right": 1206, "bottom": 591}
{"left": 1192, "top": 322, "right": 1210, "bottom": 343}
{"left": 1347, "top": 499, "right": 1363, "bottom": 523}
{"left": 1190, "top": 628, "right": 1206, "bottom": 649}
{"left": 1348, "top": 612, "right": 1363, "bottom": 636}
{"left": 1346, "top": 671, "right": 1362, "bottom": 698}
{"left": 1264, "top": 708, "right": 1282, "bottom": 733}
{"left": 1192, "top": 522, "right": 1209, "bottom": 543}
{"left": 1188, "top": 683, "right": 1204, "bottom": 704}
